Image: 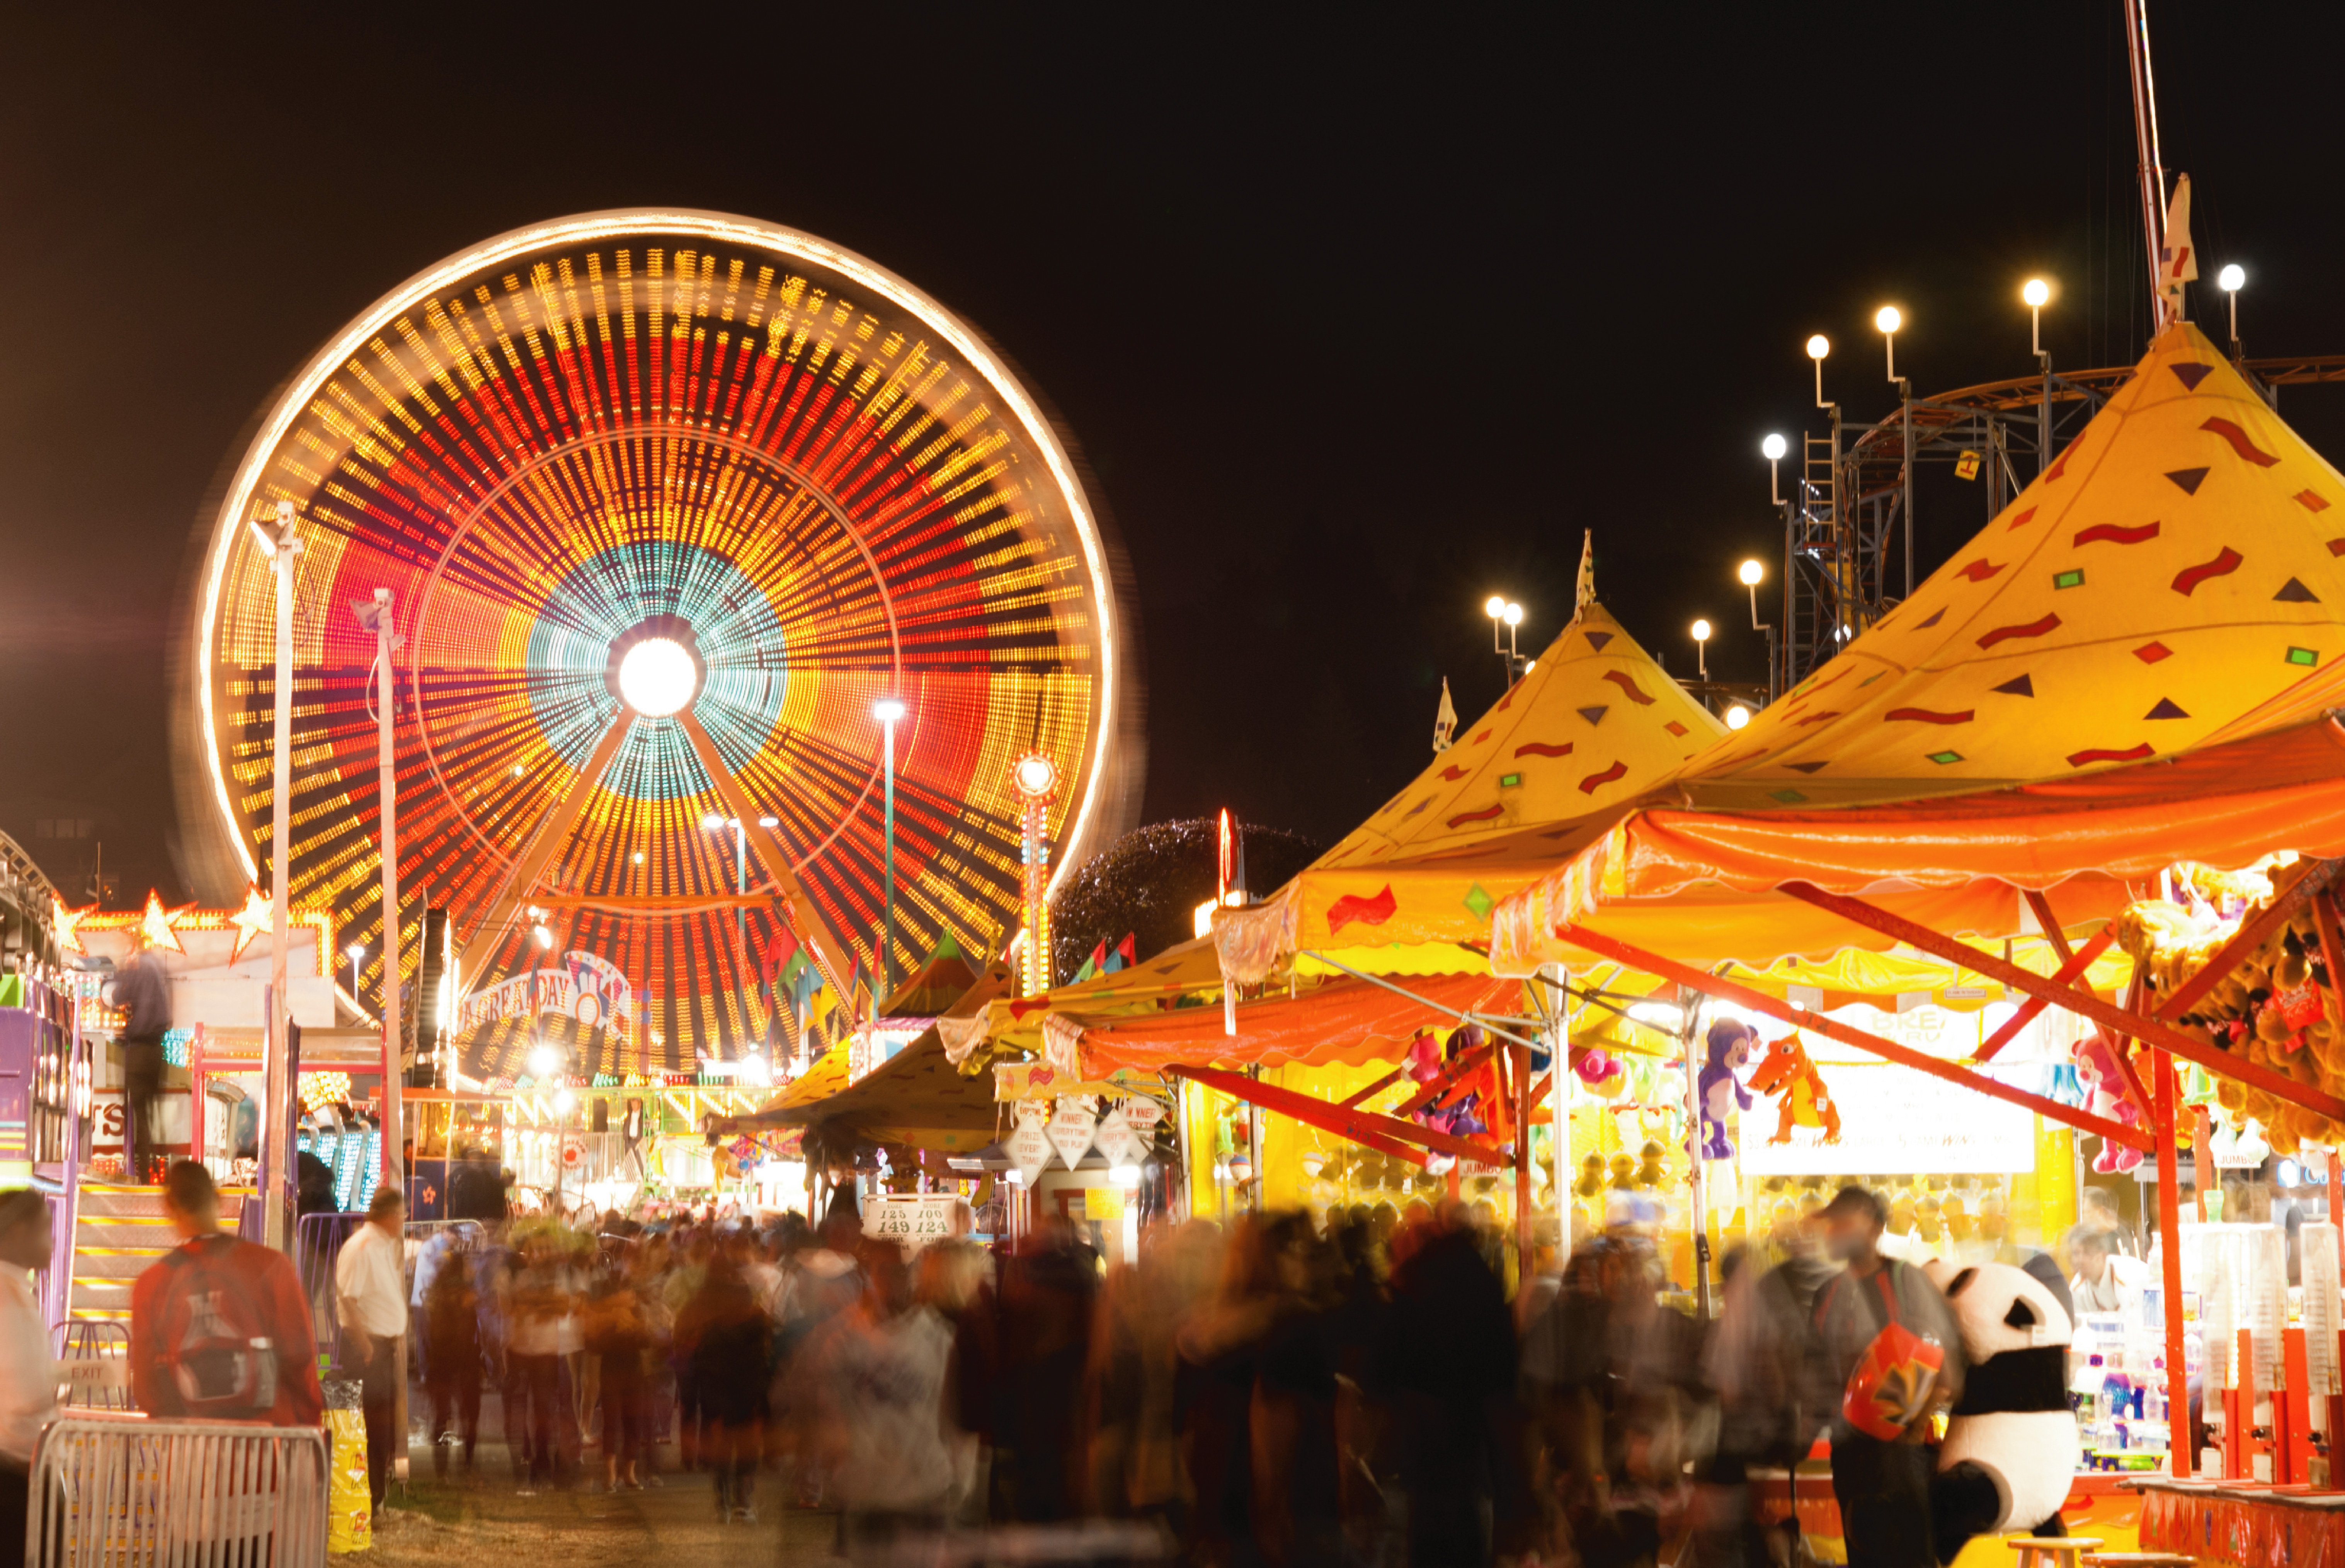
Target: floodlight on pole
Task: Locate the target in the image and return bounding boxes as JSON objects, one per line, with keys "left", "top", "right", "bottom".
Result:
{"left": 1725, "top": 705, "right": 1751, "bottom": 730}
{"left": 1806, "top": 334, "right": 1831, "bottom": 409}
{"left": 1874, "top": 306, "right": 1903, "bottom": 383}
{"left": 1760, "top": 433, "right": 1787, "bottom": 503}
{"left": 346, "top": 942, "right": 365, "bottom": 1001}
{"left": 2219, "top": 263, "right": 2246, "bottom": 349}
{"left": 2022, "top": 278, "right": 2051, "bottom": 356}
{"left": 1486, "top": 596, "right": 1526, "bottom": 684}
{"left": 1690, "top": 618, "right": 1712, "bottom": 679}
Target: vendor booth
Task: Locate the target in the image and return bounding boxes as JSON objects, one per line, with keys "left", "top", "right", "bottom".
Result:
{"left": 1478, "top": 323, "right": 2345, "bottom": 1552}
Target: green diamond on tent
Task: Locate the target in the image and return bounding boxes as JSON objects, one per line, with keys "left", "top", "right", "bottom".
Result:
{"left": 1769, "top": 789, "right": 1809, "bottom": 804}
{"left": 2288, "top": 646, "right": 2320, "bottom": 666}
{"left": 2053, "top": 568, "right": 2084, "bottom": 590}
{"left": 1462, "top": 883, "right": 1494, "bottom": 920}
{"left": 1928, "top": 750, "right": 1964, "bottom": 765}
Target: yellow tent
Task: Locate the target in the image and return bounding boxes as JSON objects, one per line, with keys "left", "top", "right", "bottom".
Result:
{"left": 1684, "top": 320, "right": 2345, "bottom": 811}
{"left": 1217, "top": 588, "right": 1728, "bottom": 981}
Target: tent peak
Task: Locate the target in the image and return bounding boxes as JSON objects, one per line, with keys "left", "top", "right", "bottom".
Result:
{"left": 1576, "top": 528, "right": 1596, "bottom": 611}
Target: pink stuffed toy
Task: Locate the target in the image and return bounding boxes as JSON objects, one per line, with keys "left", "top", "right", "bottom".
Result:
{"left": 2071, "top": 1028, "right": 2144, "bottom": 1174}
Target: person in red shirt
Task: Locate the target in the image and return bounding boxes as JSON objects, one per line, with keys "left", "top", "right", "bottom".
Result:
{"left": 129, "top": 1161, "right": 323, "bottom": 1426}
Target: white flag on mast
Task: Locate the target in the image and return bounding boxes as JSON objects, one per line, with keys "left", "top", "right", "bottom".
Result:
{"left": 2158, "top": 173, "right": 2197, "bottom": 327}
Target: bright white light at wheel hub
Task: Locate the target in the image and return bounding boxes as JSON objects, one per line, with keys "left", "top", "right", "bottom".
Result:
{"left": 617, "top": 637, "right": 697, "bottom": 717}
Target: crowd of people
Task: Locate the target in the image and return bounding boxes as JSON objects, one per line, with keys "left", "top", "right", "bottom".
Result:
{"left": 0, "top": 1154, "right": 2160, "bottom": 1568}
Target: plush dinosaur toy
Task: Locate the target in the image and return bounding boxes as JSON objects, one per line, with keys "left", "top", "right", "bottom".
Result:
{"left": 1696, "top": 1019, "right": 1756, "bottom": 1160}
{"left": 1746, "top": 1031, "right": 1842, "bottom": 1144}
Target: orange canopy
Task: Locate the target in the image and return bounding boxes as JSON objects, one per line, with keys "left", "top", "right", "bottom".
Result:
{"left": 1215, "top": 581, "right": 1723, "bottom": 982}
{"left": 1074, "top": 969, "right": 1521, "bottom": 1076}
{"left": 1491, "top": 715, "right": 2345, "bottom": 972}
{"left": 1677, "top": 322, "right": 2345, "bottom": 811}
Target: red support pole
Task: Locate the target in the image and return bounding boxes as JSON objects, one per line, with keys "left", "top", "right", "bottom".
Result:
{"left": 2156, "top": 1047, "right": 2191, "bottom": 1477}
{"left": 1976, "top": 927, "right": 2118, "bottom": 1062}
{"left": 1773, "top": 881, "right": 2345, "bottom": 1124}
{"left": 1513, "top": 1040, "right": 1532, "bottom": 1294}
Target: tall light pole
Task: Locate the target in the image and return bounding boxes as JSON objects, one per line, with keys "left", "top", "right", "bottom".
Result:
{"left": 249, "top": 499, "right": 300, "bottom": 1251}
{"left": 353, "top": 587, "right": 401, "bottom": 1196}
{"left": 2219, "top": 264, "right": 2246, "bottom": 357}
{"left": 702, "top": 812, "right": 779, "bottom": 999}
{"left": 872, "top": 698, "right": 905, "bottom": 1004}
{"left": 1740, "top": 557, "right": 1776, "bottom": 704}
{"left": 1483, "top": 596, "right": 1526, "bottom": 684}
{"left": 346, "top": 943, "right": 365, "bottom": 1001}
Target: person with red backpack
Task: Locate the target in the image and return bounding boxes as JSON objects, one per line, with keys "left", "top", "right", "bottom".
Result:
{"left": 129, "top": 1161, "right": 323, "bottom": 1427}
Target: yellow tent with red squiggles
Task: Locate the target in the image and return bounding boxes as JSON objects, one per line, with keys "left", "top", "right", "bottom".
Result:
{"left": 1215, "top": 568, "right": 1727, "bottom": 981}
{"left": 1683, "top": 320, "right": 2345, "bottom": 812}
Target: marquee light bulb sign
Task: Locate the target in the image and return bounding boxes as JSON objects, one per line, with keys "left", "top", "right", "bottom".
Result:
{"left": 1011, "top": 751, "right": 1059, "bottom": 996}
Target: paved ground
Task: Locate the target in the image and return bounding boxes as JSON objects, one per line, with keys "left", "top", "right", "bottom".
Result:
{"left": 371, "top": 1455, "right": 837, "bottom": 1565}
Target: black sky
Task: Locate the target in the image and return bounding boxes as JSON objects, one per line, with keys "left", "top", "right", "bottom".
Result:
{"left": 3, "top": 4, "right": 2343, "bottom": 906}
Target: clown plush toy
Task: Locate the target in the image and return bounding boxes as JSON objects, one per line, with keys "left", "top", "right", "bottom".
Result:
{"left": 1921, "top": 1255, "right": 2080, "bottom": 1563}
{"left": 2071, "top": 1030, "right": 2145, "bottom": 1174}
{"left": 1696, "top": 1019, "right": 1754, "bottom": 1160}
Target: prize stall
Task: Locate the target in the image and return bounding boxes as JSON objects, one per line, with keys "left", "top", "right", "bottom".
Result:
{"left": 1172, "top": 569, "right": 1728, "bottom": 1268}
{"left": 1488, "top": 324, "right": 2345, "bottom": 1560}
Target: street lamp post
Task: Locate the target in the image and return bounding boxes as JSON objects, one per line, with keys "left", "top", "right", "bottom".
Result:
{"left": 873, "top": 698, "right": 906, "bottom": 1004}
{"left": 1483, "top": 596, "right": 1526, "bottom": 685}
{"left": 702, "top": 812, "right": 780, "bottom": 1002}
{"left": 1739, "top": 557, "right": 1777, "bottom": 705}
{"left": 249, "top": 499, "right": 301, "bottom": 1252}
{"left": 352, "top": 586, "right": 401, "bottom": 1199}
{"left": 346, "top": 943, "right": 365, "bottom": 1002}
{"left": 1690, "top": 619, "right": 1712, "bottom": 681}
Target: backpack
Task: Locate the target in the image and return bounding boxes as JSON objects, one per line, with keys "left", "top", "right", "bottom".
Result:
{"left": 152, "top": 1235, "right": 279, "bottom": 1418}
{"left": 1815, "top": 1263, "right": 1944, "bottom": 1442}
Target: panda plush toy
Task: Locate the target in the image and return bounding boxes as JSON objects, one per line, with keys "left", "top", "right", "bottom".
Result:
{"left": 1921, "top": 1255, "right": 2080, "bottom": 1564}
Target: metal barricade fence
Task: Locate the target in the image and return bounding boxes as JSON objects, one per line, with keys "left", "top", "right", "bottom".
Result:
{"left": 27, "top": 1411, "right": 328, "bottom": 1568}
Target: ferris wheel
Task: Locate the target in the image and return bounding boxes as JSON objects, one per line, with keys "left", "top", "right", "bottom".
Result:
{"left": 182, "top": 211, "right": 1139, "bottom": 1077}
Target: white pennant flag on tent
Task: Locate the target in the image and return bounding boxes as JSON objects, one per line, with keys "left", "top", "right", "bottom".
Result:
{"left": 2158, "top": 173, "right": 2197, "bottom": 328}
{"left": 1047, "top": 1102, "right": 1099, "bottom": 1171}
{"left": 1094, "top": 1106, "right": 1144, "bottom": 1170}
{"left": 1008, "top": 1100, "right": 1053, "bottom": 1188}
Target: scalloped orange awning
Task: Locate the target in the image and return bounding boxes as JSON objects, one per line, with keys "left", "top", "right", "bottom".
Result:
{"left": 1076, "top": 969, "right": 1521, "bottom": 1076}
{"left": 1490, "top": 716, "right": 2345, "bottom": 974}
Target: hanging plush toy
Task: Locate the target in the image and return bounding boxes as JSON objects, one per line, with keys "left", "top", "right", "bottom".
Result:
{"left": 1573, "top": 1152, "right": 1606, "bottom": 1199}
{"left": 2071, "top": 1028, "right": 2146, "bottom": 1174}
{"left": 1922, "top": 1256, "right": 2080, "bottom": 1563}
{"left": 1572, "top": 1042, "right": 1625, "bottom": 1091}
{"left": 1696, "top": 1019, "right": 1755, "bottom": 1160}
{"left": 1746, "top": 1032, "right": 1841, "bottom": 1143}
{"left": 1607, "top": 1152, "right": 1637, "bottom": 1191}
{"left": 1634, "top": 1139, "right": 1666, "bottom": 1188}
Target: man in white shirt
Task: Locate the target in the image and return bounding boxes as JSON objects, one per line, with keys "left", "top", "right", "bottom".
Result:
{"left": 0, "top": 1189, "right": 58, "bottom": 1568}
{"left": 2068, "top": 1225, "right": 2141, "bottom": 1315}
{"left": 337, "top": 1188, "right": 407, "bottom": 1514}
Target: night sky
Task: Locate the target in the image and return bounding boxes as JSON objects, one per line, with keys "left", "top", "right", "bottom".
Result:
{"left": 4, "top": 5, "right": 2342, "bottom": 907}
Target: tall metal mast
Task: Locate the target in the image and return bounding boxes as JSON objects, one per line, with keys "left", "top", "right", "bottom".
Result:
{"left": 2123, "top": 0, "right": 2169, "bottom": 330}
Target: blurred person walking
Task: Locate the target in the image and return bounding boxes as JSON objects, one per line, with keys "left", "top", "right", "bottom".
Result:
{"left": 1176, "top": 1211, "right": 1344, "bottom": 1568}
{"left": 582, "top": 1246, "right": 653, "bottom": 1491}
{"left": 106, "top": 938, "right": 170, "bottom": 1184}
{"left": 1806, "top": 1186, "right": 1963, "bottom": 1568}
{"left": 806, "top": 1241, "right": 964, "bottom": 1561}
{"left": 680, "top": 1251, "right": 770, "bottom": 1521}
{"left": 336, "top": 1187, "right": 409, "bottom": 1515}
{"left": 990, "top": 1214, "right": 1098, "bottom": 1523}
{"left": 422, "top": 1233, "right": 483, "bottom": 1476}
{"left": 1377, "top": 1203, "right": 1528, "bottom": 1568}
{"left": 0, "top": 1190, "right": 59, "bottom": 1568}
{"left": 507, "top": 1235, "right": 580, "bottom": 1491}
{"left": 130, "top": 1161, "right": 323, "bottom": 1425}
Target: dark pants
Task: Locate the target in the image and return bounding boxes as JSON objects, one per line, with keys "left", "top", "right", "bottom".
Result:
{"left": 426, "top": 1343, "right": 481, "bottom": 1474}
{"left": 511, "top": 1353, "right": 569, "bottom": 1486}
{"left": 600, "top": 1354, "right": 646, "bottom": 1470}
{"left": 0, "top": 1460, "right": 27, "bottom": 1568}
{"left": 358, "top": 1336, "right": 401, "bottom": 1512}
{"left": 1829, "top": 1435, "right": 1936, "bottom": 1568}
{"left": 123, "top": 1040, "right": 164, "bottom": 1184}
